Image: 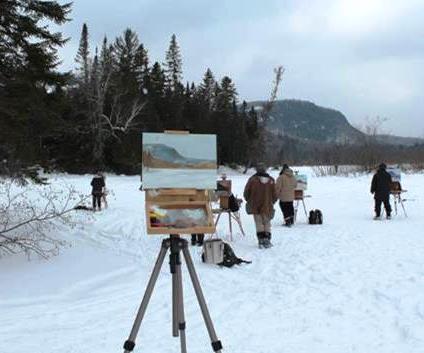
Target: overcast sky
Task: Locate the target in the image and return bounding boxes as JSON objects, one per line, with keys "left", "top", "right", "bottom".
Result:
{"left": 58, "top": 0, "right": 424, "bottom": 137}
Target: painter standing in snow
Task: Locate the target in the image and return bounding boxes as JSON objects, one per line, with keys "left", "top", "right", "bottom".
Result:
{"left": 91, "top": 172, "right": 106, "bottom": 211}
{"left": 243, "top": 164, "right": 277, "bottom": 248}
{"left": 370, "top": 163, "right": 392, "bottom": 219}
{"left": 275, "top": 164, "right": 297, "bottom": 226}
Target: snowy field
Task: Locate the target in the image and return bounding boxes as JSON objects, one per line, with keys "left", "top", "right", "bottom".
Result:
{"left": 1, "top": 168, "right": 424, "bottom": 353}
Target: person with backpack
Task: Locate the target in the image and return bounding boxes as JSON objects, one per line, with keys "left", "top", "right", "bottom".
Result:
{"left": 275, "top": 164, "right": 298, "bottom": 226}
{"left": 370, "top": 163, "right": 393, "bottom": 219}
{"left": 91, "top": 171, "right": 105, "bottom": 211}
{"left": 243, "top": 163, "right": 277, "bottom": 248}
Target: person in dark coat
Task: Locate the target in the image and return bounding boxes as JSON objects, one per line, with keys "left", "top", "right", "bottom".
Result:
{"left": 370, "top": 163, "right": 392, "bottom": 219}
{"left": 91, "top": 171, "right": 105, "bottom": 211}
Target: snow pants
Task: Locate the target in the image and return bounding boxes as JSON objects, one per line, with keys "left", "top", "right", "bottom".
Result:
{"left": 279, "top": 201, "right": 294, "bottom": 225}
{"left": 92, "top": 192, "right": 102, "bottom": 210}
{"left": 253, "top": 214, "right": 271, "bottom": 233}
{"left": 375, "top": 196, "right": 391, "bottom": 217}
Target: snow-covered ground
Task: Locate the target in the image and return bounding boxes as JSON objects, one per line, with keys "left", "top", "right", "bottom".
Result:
{"left": 1, "top": 168, "right": 424, "bottom": 353}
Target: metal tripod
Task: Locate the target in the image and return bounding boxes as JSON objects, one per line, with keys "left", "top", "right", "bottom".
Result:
{"left": 122, "top": 235, "right": 223, "bottom": 353}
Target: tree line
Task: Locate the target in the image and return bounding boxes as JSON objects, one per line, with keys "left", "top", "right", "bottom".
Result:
{"left": 1, "top": 1, "right": 264, "bottom": 174}
{"left": 1, "top": 1, "right": 423, "bottom": 176}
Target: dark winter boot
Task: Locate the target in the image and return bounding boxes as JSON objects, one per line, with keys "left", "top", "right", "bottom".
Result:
{"left": 197, "top": 234, "right": 204, "bottom": 246}
{"left": 263, "top": 232, "right": 273, "bottom": 248}
{"left": 257, "top": 232, "right": 265, "bottom": 249}
{"left": 191, "top": 234, "right": 197, "bottom": 246}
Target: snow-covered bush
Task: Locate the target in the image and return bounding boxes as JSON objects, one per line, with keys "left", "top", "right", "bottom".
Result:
{"left": 0, "top": 177, "right": 87, "bottom": 259}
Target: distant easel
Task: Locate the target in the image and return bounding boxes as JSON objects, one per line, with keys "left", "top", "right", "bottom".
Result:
{"left": 294, "top": 189, "right": 310, "bottom": 223}
{"left": 213, "top": 175, "right": 245, "bottom": 241}
{"left": 390, "top": 182, "right": 407, "bottom": 217}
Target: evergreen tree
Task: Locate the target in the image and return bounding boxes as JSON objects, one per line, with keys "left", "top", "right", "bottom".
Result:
{"left": 164, "top": 34, "right": 183, "bottom": 92}
{"left": 134, "top": 43, "right": 149, "bottom": 95}
{"left": 197, "top": 68, "right": 216, "bottom": 110}
{"left": 0, "top": 0, "right": 71, "bottom": 163}
{"left": 75, "top": 23, "right": 90, "bottom": 86}
{"left": 216, "top": 76, "right": 237, "bottom": 112}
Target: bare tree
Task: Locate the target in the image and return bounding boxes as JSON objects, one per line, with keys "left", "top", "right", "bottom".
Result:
{"left": 244, "top": 66, "right": 285, "bottom": 172}
{"left": 0, "top": 177, "right": 88, "bottom": 259}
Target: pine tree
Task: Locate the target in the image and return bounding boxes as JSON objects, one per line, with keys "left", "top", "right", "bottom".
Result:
{"left": 134, "top": 43, "right": 149, "bottom": 95}
{"left": 197, "top": 68, "right": 216, "bottom": 110}
{"left": 164, "top": 34, "right": 183, "bottom": 92}
{"left": 216, "top": 76, "right": 237, "bottom": 112}
{"left": 75, "top": 23, "right": 90, "bottom": 86}
{"left": 0, "top": 0, "right": 71, "bottom": 163}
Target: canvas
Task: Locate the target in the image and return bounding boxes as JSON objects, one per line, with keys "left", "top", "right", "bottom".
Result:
{"left": 142, "top": 133, "right": 217, "bottom": 189}
{"left": 387, "top": 166, "right": 401, "bottom": 182}
{"left": 295, "top": 173, "right": 308, "bottom": 190}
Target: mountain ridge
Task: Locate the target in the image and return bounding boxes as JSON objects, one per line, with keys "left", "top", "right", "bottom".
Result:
{"left": 248, "top": 99, "right": 424, "bottom": 146}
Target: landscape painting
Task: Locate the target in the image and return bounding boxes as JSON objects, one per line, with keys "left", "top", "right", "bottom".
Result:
{"left": 295, "top": 174, "right": 308, "bottom": 190}
{"left": 387, "top": 166, "right": 401, "bottom": 182}
{"left": 142, "top": 133, "right": 217, "bottom": 189}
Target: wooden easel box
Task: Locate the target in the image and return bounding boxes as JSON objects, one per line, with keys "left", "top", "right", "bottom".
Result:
{"left": 145, "top": 189, "right": 215, "bottom": 235}
{"left": 294, "top": 189, "right": 304, "bottom": 200}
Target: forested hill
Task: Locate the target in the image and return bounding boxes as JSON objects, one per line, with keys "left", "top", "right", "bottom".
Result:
{"left": 249, "top": 99, "right": 365, "bottom": 144}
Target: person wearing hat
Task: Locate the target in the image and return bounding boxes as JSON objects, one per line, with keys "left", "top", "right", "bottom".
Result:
{"left": 276, "top": 164, "right": 298, "bottom": 226}
{"left": 370, "top": 163, "right": 393, "bottom": 219}
{"left": 243, "top": 163, "right": 277, "bottom": 248}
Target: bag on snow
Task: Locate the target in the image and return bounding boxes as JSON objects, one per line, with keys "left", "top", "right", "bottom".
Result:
{"left": 202, "top": 240, "right": 251, "bottom": 268}
{"left": 309, "top": 209, "right": 323, "bottom": 225}
{"left": 202, "top": 239, "right": 224, "bottom": 264}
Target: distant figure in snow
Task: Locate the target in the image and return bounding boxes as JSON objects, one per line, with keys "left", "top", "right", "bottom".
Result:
{"left": 275, "top": 164, "right": 297, "bottom": 226}
{"left": 371, "top": 163, "right": 392, "bottom": 220}
{"left": 91, "top": 171, "right": 105, "bottom": 211}
{"left": 243, "top": 163, "right": 277, "bottom": 248}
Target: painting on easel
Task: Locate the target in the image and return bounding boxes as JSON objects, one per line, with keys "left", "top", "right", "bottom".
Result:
{"left": 142, "top": 132, "right": 217, "bottom": 190}
{"left": 295, "top": 173, "right": 308, "bottom": 190}
{"left": 387, "top": 166, "right": 401, "bottom": 182}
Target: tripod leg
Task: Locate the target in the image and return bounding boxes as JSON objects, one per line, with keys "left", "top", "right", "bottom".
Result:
{"left": 172, "top": 267, "right": 179, "bottom": 337}
{"left": 233, "top": 212, "right": 246, "bottom": 237}
{"left": 400, "top": 199, "right": 407, "bottom": 217}
{"left": 228, "top": 211, "right": 233, "bottom": 241}
{"left": 214, "top": 211, "right": 222, "bottom": 226}
{"left": 294, "top": 200, "right": 299, "bottom": 223}
{"left": 123, "top": 242, "right": 169, "bottom": 353}
{"left": 302, "top": 199, "right": 307, "bottom": 219}
{"left": 182, "top": 247, "right": 223, "bottom": 353}
{"left": 176, "top": 262, "right": 188, "bottom": 353}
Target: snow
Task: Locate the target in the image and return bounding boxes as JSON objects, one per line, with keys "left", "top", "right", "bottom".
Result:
{"left": 1, "top": 169, "right": 424, "bottom": 353}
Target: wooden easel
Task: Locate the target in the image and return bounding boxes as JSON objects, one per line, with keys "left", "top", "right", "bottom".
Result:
{"left": 294, "top": 189, "right": 310, "bottom": 223}
{"left": 213, "top": 208, "right": 245, "bottom": 241}
{"left": 390, "top": 182, "right": 407, "bottom": 217}
{"left": 213, "top": 176, "right": 245, "bottom": 240}
{"left": 145, "top": 188, "right": 215, "bottom": 235}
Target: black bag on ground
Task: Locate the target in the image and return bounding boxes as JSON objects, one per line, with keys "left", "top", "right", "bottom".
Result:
{"left": 202, "top": 241, "right": 251, "bottom": 268}
{"left": 228, "top": 194, "right": 240, "bottom": 212}
{"left": 309, "top": 209, "right": 323, "bottom": 224}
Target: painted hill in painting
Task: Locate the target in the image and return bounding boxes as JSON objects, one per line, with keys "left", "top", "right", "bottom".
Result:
{"left": 143, "top": 144, "right": 215, "bottom": 170}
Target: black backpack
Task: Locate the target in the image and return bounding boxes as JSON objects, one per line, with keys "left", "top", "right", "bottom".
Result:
{"left": 309, "top": 209, "right": 323, "bottom": 225}
{"left": 228, "top": 194, "right": 240, "bottom": 212}
{"left": 202, "top": 242, "right": 251, "bottom": 268}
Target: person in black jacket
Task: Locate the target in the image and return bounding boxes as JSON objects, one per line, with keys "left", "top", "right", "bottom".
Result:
{"left": 91, "top": 171, "right": 105, "bottom": 211}
{"left": 370, "top": 163, "right": 392, "bottom": 219}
